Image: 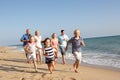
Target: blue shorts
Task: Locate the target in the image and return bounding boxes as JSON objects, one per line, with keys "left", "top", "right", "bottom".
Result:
{"left": 59, "top": 46, "right": 66, "bottom": 55}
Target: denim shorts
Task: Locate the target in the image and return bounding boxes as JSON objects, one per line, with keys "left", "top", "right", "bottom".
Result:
{"left": 59, "top": 46, "right": 66, "bottom": 55}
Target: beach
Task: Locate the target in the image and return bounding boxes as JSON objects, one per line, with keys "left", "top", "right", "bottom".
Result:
{"left": 0, "top": 46, "right": 120, "bottom": 80}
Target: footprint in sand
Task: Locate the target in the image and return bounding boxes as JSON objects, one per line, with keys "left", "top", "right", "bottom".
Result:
{"left": 69, "top": 77, "right": 76, "bottom": 80}
{"left": 64, "top": 77, "right": 77, "bottom": 80}
{"left": 41, "top": 73, "right": 46, "bottom": 78}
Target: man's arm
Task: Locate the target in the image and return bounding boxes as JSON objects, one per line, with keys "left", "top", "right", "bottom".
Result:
{"left": 81, "top": 40, "right": 85, "bottom": 47}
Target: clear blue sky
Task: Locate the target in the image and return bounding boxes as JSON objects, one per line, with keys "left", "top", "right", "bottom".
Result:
{"left": 0, "top": 0, "right": 120, "bottom": 45}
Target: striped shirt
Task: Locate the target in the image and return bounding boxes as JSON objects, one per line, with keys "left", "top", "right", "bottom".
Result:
{"left": 45, "top": 47, "right": 54, "bottom": 58}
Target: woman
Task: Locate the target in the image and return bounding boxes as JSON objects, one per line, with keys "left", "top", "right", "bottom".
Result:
{"left": 34, "top": 30, "right": 43, "bottom": 64}
{"left": 51, "top": 33, "right": 59, "bottom": 60}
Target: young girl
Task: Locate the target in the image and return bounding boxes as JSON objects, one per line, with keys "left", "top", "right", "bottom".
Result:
{"left": 43, "top": 38, "right": 55, "bottom": 74}
{"left": 34, "top": 30, "right": 43, "bottom": 64}
{"left": 25, "top": 36, "right": 40, "bottom": 72}
{"left": 51, "top": 33, "right": 59, "bottom": 61}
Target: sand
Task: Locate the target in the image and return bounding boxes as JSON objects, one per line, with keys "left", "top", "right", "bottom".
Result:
{"left": 0, "top": 46, "right": 120, "bottom": 80}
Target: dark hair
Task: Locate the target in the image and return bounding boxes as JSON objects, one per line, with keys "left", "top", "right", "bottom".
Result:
{"left": 61, "top": 30, "right": 64, "bottom": 33}
{"left": 44, "top": 37, "right": 51, "bottom": 45}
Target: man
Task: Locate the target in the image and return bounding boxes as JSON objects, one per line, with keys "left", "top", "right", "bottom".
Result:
{"left": 58, "top": 30, "right": 69, "bottom": 64}
{"left": 20, "top": 29, "right": 31, "bottom": 58}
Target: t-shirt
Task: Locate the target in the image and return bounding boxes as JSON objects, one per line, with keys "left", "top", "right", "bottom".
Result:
{"left": 34, "top": 35, "right": 42, "bottom": 48}
{"left": 58, "top": 34, "right": 69, "bottom": 47}
{"left": 26, "top": 42, "right": 36, "bottom": 55}
{"left": 45, "top": 47, "right": 54, "bottom": 59}
{"left": 20, "top": 34, "right": 31, "bottom": 47}
{"left": 69, "top": 37, "right": 83, "bottom": 53}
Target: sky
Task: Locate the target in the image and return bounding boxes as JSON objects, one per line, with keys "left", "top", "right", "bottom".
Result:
{"left": 0, "top": 0, "right": 120, "bottom": 45}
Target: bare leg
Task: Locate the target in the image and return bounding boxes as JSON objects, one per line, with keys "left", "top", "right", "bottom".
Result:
{"left": 62, "top": 55, "right": 66, "bottom": 64}
{"left": 54, "top": 51, "right": 58, "bottom": 65}
{"left": 73, "top": 60, "right": 79, "bottom": 73}
{"left": 36, "top": 54, "right": 39, "bottom": 64}
{"left": 52, "top": 61, "right": 55, "bottom": 70}
{"left": 33, "top": 60, "right": 38, "bottom": 72}
{"left": 39, "top": 53, "right": 42, "bottom": 64}
{"left": 47, "top": 64, "right": 53, "bottom": 74}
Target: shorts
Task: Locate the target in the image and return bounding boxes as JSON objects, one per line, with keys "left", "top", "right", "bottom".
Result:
{"left": 27, "top": 53, "right": 36, "bottom": 61}
{"left": 36, "top": 49, "right": 42, "bottom": 54}
{"left": 24, "top": 47, "right": 28, "bottom": 54}
{"left": 73, "top": 52, "right": 82, "bottom": 63}
{"left": 45, "top": 58, "right": 54, "bottom": 64}
{"left": 59, "top": 46, "right": 66, "bottom": 55}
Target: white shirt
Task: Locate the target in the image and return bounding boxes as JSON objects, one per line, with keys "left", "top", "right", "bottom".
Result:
{"left": 34, "top": 35, "right": 42, "bottom": 48}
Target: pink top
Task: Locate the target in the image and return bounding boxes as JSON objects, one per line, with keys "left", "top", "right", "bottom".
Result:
{"left": 51, "top": 39, "right": 58, "bottom": 49}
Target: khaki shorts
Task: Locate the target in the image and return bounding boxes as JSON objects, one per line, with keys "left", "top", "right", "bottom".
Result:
{"left": 36, "top": 48, "right": 42, "bottom": 54}
{"left": 73, "top": 52, "right": 82, "bottom": 63}
{"left": 24, "top": 47, "right": 28, "bottom": 54}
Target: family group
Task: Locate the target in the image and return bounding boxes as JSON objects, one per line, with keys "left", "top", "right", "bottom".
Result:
{"left": 20, "top": 29, "right": 85, "bottom": 74}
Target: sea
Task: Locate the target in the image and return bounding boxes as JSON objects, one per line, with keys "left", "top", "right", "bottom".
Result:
{"left": 10, "top": 35, "right": 120, "bottom": 69}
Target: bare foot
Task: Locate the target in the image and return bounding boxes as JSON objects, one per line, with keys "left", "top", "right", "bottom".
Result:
{"left": 50, "top": 71, "right": 53, "bottom": 74}
{"left": 75, "top": 69, "right": 78, "bottom": 73}
{"left": 35, "top": 69, "right": 38, "bottom": 73}
{"left": 63, "top": 62, "right": 66, "bottom": 65}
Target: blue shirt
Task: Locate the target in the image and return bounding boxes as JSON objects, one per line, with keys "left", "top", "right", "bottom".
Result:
{"left": 58, "top": 34, "right": 69, "bottom": 47}
{"left": 69, "top": 37, "right": 83, "bottom": 53}
{"left": 20, "top": 34, "right": 31, "bottom": 47}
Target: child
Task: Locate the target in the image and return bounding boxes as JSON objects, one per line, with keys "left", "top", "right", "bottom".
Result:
{"left": 66, "top": 29, "right": 85, "bottom": 73}
{"left": 43, "top": 38, "right": 55, "bottom": 74}
{"left": 25, "top": 36, "right": 40, "bottom": 72}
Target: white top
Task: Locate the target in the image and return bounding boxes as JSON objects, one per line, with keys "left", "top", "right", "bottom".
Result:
{"left": 26, "top": 42, "right": 36, "bottom": 60}
{"left": 27, "top": 43, "right": 36, "bottom": 55}
{"left": 34, "top": 35, "right": 42, "bottom": 48}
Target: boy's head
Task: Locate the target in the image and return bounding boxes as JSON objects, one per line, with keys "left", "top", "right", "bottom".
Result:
{"left": 74, "top": 29, "right": 80, "bottom": 37}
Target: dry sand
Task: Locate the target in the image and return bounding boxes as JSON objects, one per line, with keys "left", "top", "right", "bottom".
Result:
{"left": 0, "top": 46, "right": 120, "bottom": 80}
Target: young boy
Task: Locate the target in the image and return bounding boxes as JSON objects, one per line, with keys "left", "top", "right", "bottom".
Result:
{"left": 66, "top": 29, "right": 85, "bottom": 73}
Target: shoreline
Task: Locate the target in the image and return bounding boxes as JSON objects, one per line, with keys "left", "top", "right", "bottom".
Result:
{"left": 9, "top": 46, "right": 120, "bottom": 72}
{"left": 57, "top": 58, "right": 120, "bottom": 72}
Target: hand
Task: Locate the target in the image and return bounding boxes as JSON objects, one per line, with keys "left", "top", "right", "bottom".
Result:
{"left": 44, "top": 53, "right": 48, "bottom": 56}
{"left": 65, "top": 47, "right": 68, "bottom": 51}
{"left": 29, "top": 51, "right": 33, "bottom": 54}
{"left": 26, "top": 40, "right": 29, "bottom": 42}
